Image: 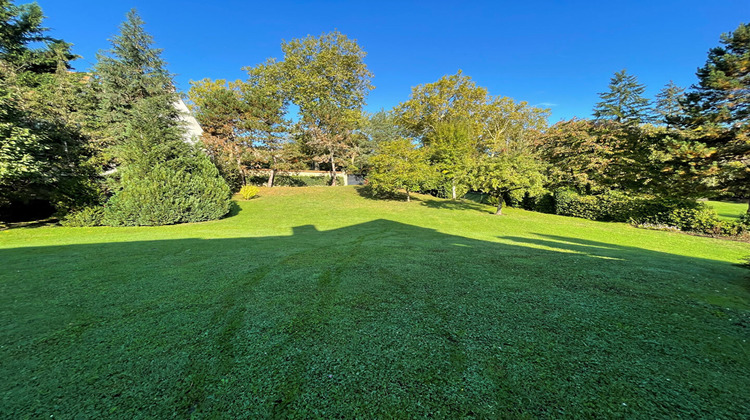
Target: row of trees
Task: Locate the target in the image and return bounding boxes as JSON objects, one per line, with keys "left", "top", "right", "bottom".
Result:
{"left": 192, "top": 20, "right": 747, "bottom": 221}
{"left": 1, "top": 0, "right": 745, "bottom": 227}
{"left": 541, "top": 22, "right": 748, "bottom": 210}
{"left": 187, "top": 31, "right": 373, "bottom": 189}
{"left": 366, "top": 22, "right": 749, "bottom": 218}
{"left": 0, "top": 1, "right": 230, "bottom": 225}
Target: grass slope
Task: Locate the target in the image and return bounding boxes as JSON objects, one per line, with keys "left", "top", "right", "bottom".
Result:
{"left": 705, "top": 200, "right": 748, "bottom": 220}
{"left": 1, "top": 187, "right": 749, "bottom": 418}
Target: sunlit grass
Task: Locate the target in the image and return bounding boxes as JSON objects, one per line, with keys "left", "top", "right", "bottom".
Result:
{"left": 705, "top": 199, "right": 747, "bottom": 220}
{"left": 1, "top": 187, "right": 749, "bottom": 417}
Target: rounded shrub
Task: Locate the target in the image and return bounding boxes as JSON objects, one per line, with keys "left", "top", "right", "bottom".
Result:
{"left": 239, "top": 184, "right": 259, "bottom": 200}
{"left": 102, "top": 155, "right": 231, "bottom": 226}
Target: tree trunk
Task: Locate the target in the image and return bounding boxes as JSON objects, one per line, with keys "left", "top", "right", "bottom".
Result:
{"left": 495, "top": 198, "right": 503, "bottom": 215}
{"left": 267, "top": 168, "right": 276, "bottom": 188}
{"left": 237, "top": 156, "right": 246, "bottom": 186}
{"left": 451, "top": 180, "right": 457, "bottom": 200}
{"left": 406, "top": 190, "right": 411, "bottom": 202}
{"left": 329, "top": 153, "right": 337, "bottom": 186}
{"left": 747, "top": 198, "right": 750, "bottom": 214}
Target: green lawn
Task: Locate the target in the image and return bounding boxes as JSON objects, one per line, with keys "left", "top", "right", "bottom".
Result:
{"left": 705, "top": 200, "right": 748, "bottom": 220}
{"left": 2, "top": 187, "right": 749, "bottom": 418}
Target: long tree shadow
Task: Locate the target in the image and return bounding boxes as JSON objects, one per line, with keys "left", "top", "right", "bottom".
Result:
{"left": 1, "top": 220, "right": 749, "bottom": 418}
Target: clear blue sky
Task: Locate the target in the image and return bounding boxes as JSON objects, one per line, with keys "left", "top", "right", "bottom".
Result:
{"left": 37, "top": 0, "right": 748, "bottom": 122}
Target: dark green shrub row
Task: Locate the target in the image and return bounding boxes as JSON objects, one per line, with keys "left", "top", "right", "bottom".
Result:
{"left": 551, "top": 190, "right": 692, "bottom": 222}
{"left": 636, "top": 209, "right": 750, "bottom": 236}
{"left": 521, "top": 192, "right": 556, "bottom": 214}
{"left": 247, "top": 175, "right": 344, "bottom": 187}
{"left": 521, "top": 189, "right": 750, "bottom": 236}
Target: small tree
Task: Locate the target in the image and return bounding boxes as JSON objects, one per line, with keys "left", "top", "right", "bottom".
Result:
{"left": 654, "top": 81, "right": 685, "bottom": 126}
{"left": 472, "top": 154, "right": 546, "bottom": 215}
{"left": 93, "top": 10, "right": 230, "bottom": 225}
{"left": 368, "top": 139, "right": 435, "bottom": 202}
{"left": 425, "top": 121, "right": 478, "bottom": 199}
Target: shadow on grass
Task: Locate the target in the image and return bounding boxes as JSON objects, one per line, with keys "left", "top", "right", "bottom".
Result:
{"left": 0, "top": 217, "right": 59, "bottom": 231}
{"left": 353, "top": 185, "right": 409, "bottom": 202}
{"left": 354, "top": 186, "right": 491, "bottom": 213}
{"left": 223, "top": 201, "right": 242, "bottom": 219}
{"left": 1, "top": 220, "right": 749, "bottom": 418}
{"left": 419, "top": 198, "right": 491, "bottom": 213}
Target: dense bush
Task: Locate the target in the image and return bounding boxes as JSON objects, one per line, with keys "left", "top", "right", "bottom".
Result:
{"left": 60, "top": 206, "right": 104, "bottom": 227}
{"left": 102, "top": 156, "right": 231, "bottom": 226}
{"left": 522, "top": 192, "right": 555, "bottom": 214}
{"left": 239, "top": 185, "right": 259, "bottom": 200}
{"left": 553, "top": 189, "right": 692, "bottom": 222}
{"left": 636, "top": 207, "right": 750, "bottom": 236}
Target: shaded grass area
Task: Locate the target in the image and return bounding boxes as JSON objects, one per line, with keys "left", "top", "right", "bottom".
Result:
{"left": 706, "top": 200, "right": 748, "bottom": 220}
{"left": 1, "top": 187, "right": 749, "bottom": 418}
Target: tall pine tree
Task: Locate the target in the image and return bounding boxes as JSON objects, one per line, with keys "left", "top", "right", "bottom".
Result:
{"left": 654, "top": 81, "right": 685, "bottom": 126}
{"left": 678, "top": 23, "right": 750, "bottom": 210}
{"left": 593, "top": 69, "right": 652, "bottom": 125}
{"left": 92, "top": 9, "right": 230, "bottom": 226}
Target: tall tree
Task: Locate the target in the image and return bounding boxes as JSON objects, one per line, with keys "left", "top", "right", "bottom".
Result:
{"left": 187, "top": 78, "right": 249, "bottom": 188}
{"left": 241, "top": 59, "right": 291, "bottom": 187}
{"left": 395, "top": 70, "right": 489, "bottom": 142}
{"left": 593, "top": 69, "right": 651, "bottom": 124}
{"left": 395, "top": 71, "right": 548, "bottom": 154}
{"left": 281, "top": 31, "right": 373, "bottom": 185}
{"left": 678, "top": 22, "right": 750, "bottom": 210}
{"left": 481, "top": 96, "right": 549, "bottom": 155}
{"left": 0, "top": 0, "right": 75, "bottom": 75}
{"left": 92, "top": 9, "right": 230, "bottom": 226}
{"left": 0, "top": 1, "right": 95, "bottom": 219}
{"left": 654, "top": 81, "right": 685, "bottom": 126}
{"left": 92, "top": 9, "right": 177, "bottom": 171}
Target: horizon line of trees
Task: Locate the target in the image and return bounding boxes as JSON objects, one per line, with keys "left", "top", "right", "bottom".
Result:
{"left": 1, "top": 0, "right": 747, "bottom": 231}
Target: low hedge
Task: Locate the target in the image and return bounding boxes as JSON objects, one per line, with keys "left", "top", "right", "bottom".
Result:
{"left": 552, "top": 190, "right": 692, "bottom": 223}
{"left": 247, "top": 174, "right": 344, "bottom": 187}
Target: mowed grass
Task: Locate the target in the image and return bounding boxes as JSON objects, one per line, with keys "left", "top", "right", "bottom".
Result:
{"left": 705, "top": 200, "right": 748, "bottom": 220}
{"left": 1, "top": 187, "right": 749, "bottom": 418}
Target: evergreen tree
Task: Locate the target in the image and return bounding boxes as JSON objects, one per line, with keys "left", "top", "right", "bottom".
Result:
{"left": 677, "top": 23, "right": 750, "bottom": 210}
{"left": 593, "top": 69, "right": 652, "bottom": 124}
{"left": 0, "top": 1, "right": 95, "bottom": 220}
{"left": 92, "top": 9, "right": 178, "bottom": 170}
{"left": 92, "top": 9, "right": 230, "bottom": 226}
{"left": 0, "top": 0, "right": 75, "bottom": 75}
{"left": 654, "top": 81, "right": 685, "bottom": 126}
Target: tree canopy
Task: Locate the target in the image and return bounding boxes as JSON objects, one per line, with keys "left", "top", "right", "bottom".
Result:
{"left": 593, "top": 69, "right": 651, "bottom": 125}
